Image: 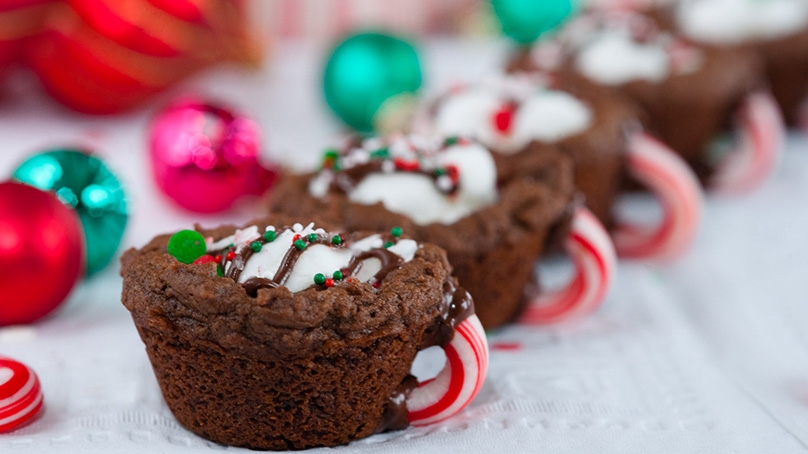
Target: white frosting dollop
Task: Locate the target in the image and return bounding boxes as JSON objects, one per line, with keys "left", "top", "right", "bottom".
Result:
{"left": 575, "top": 29, "right": 670, "bottom": 85}
{"left": 678, "top": 0, "right": 808, "bottom": 44}
{"left": 348, "top": 141, "right": 498, "bottom": 225}
{"left": 209, "top": 222, "right": 418, "bottom": 293}
{"left": 433, "top": 79, "right": 593, "bottom": 153}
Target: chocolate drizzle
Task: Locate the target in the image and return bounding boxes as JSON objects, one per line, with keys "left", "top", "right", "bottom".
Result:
{"left": 207, "top": 225, "right": 411, "bottom": 296}
{"left": 320, "top": 138, "right": 463, "bottom": 196}
{"left": 378, "top": 280, "right": 475, "bottom": 432}
{"left": 420, "top": 280, "right": 475, "bottom": 350}
{"left": 242, "top": 277, "right": 279, "bottom": 296}
{"left": 226, "top": 234, "right": 345, "bottom": 295}
{"left": 375, "top": 375, "right": 418, "bottom": 433}
{"left": 341, "top": 248, "right": 404, "bottom": 286}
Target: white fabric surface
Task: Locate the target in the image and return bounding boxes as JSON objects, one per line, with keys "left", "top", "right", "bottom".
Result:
{"left": 1, "top": 39, "right": 808, "bottom": 453}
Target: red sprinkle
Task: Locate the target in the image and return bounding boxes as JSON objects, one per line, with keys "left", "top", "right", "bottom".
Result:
{"left": 446, "top": 164, "right": 460, "bottom": 183}
{"left": 193, "top": 255, "right": 217, "bottom": 265}
{"left": 325, "top": 278, "right": 335, "bottom": 288}
{"left": 226, "top": 251, "right": 236, "bottom": 261}
{"left": 393, "top": 158, "right": 419, "bottom": 171}
{"left": 214, "top": 255, "right": 222, "bottom": 262}
{"left": 293, "top": 234, "right": 301, "bottom": 242}
{"left": 491, "top": 342, "right": 522, "bottom": 352}
{"left": 493, "top": 105, "right": 515, "bottom": 134}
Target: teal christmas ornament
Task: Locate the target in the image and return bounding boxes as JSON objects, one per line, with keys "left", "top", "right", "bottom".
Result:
{"left": 323, "top": 32, "right": 422, "bottom": 134}
{"left": 13, "top": 149, "right": 128, "bottom": 276}
{"left": 492, "top": 0, "right": 577, "bottom": 44}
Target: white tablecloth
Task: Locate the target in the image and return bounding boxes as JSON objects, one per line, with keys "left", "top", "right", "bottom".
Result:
{"left": 1, "top": 39, "right": 808, "bottom": 453}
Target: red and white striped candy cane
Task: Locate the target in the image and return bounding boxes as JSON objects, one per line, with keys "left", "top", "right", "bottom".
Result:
{"left": 0, "top": 358, "right": 44, "bottom": 433}
{"left": 407, "top": 315, "right": 488, "bottom": 426}
{"left": 614, "top": 132, "right": 704, "bottom": 261}
{"left": 519, "top": 207, "right": 617, "bottom": 325}
{"left": 711, "top": 91, "right": 784, "bottom": 195}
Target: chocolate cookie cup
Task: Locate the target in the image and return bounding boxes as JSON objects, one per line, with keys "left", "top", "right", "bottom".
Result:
{"left": 268, "top": 135, "right": 616, "bottom": 327}
{"left": 668, "top": 0, "right": 808, "bottom": 128}
{"left": 120, "top": 216, "right": 488, "bottom": 450}
{"left": 510, "top": 9, "right": 784, "bottom": 194}
{"left": 417, "top": 74, "right": 703, "bottom": 260}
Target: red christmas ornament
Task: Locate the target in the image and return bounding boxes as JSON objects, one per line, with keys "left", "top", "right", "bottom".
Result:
{"left": 0, "top": 182, "right": 84, "bottom": 326}
{"left": 24, "top": 0, "right": 260, "bottom": 114}
{"left": 0, "top": 357, "right": 45, "bottom": 433}
{"left": 0, "top": 0, "right": 55, "bottom": 77}
{"left": 149, "top": 99, "right": 279, "bottom": 213}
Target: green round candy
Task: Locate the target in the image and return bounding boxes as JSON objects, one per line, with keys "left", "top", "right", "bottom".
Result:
{"left": 313, "top": 273, "right": 327, "bottom": 286}
{"left": 13, "top": 149, "right": 128, "bottom": 276}
{"left": 167, "top": 230, "right": 207, "bottom": 264}
{"left": 492, "top": 0, "right": 577, "bottom": 44}
{"left": 323, "top": 32, "right": 422, "bottom": 133}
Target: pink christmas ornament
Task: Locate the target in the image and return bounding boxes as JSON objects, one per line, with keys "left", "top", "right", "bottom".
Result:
{"left": 149, "top": 99, "right": 279, "bottom": 213}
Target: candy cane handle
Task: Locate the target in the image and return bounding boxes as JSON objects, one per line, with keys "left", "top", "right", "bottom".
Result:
{"left": 614, "top": 132, "right": 704, "bottom": 261}
{"left": 520, "top": 207, "right": 616, "bottom": 325}
{"left": 712, "top": 91, "right": 784, "bottom": 195}
{"left": 407, "top": 315, "right": 488, "bottom": 426}
{"left": 0, "top": 357, "right": 44, "bottom": 433}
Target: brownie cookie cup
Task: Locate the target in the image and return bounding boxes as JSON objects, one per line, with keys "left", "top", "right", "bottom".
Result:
{"left": 513, "top": 9, "right": 783, "bottom": 194}
{"left": 268, "top": 135, "right": 615, "bottom": 327}
{"left": 417, "top": 74, "right": 702, "bottom": 260}
{"left": 672, "top": 0, "right": 808, "bottom": 128}
{"left": 120, "top": 217, "right": 489, "bottom": 450}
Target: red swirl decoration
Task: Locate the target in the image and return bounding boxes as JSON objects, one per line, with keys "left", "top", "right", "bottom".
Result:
{"left": 0, "top": 0, "right": 259, "bottom": 113}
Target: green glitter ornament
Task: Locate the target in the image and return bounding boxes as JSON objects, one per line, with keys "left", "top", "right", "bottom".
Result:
{"left": 167, "top": 230, "right": 207, "bottom": 264}
{"left": 492, "top": 0, "right": 577, "bottom": 44}
{"left": 13, "top": 149, "right": 128, "bottom": 276}
{"left": 323, "top": 32, "right": 422, "bottom": 134}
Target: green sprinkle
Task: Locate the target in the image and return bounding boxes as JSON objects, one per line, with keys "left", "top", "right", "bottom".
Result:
{"left": 216, "top": 265, "right": 224, "bottom": 277}
{"left": 390, "top": 226, "right": 403, "bottom": 238}
{"left": 331, "top": 235, "right": 342, "bottom": 245}
{"left": 250, "top": 241, "right": 262, "bottom": 252}
{"left": 384, "top": 241, "right": 394, "bottom": 249}
{"left": 370, "top": 147, "right": 390, "bottom": 159}
{"left": 313, "top": 273, "right": 326, "bottom": 286}
{"left": 333, "top": 270, "right": 344, "bottom": 280}
{"left": 444, "top": 136, "right": 458, "bottom": 146}
{"left": 322, "top": 148, "right": 341, "bottom": 170}
{"left": 167, "top": 230, "right": 207, "bottom": 264}
{"left": 263, "top": 230, "right": 277, "bottom": 242}
{"left": 294, "top": 239, "right": 307, "bottom": 250}
{"left": 434, "top": 167, "right": 447, "bottom": 176}
{"left": 307, "top": 233, "right": 318, "bottom": 243}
